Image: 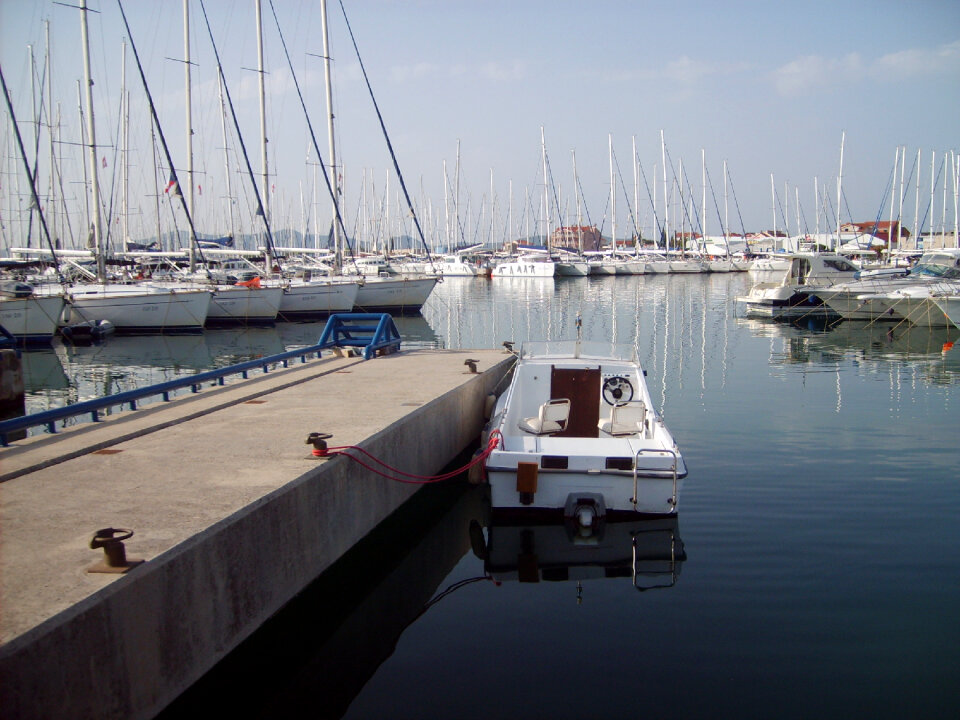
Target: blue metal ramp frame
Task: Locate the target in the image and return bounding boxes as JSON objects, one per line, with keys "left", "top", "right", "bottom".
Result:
{"left": 316, "top": 313, "right": 401, "bottom": 360}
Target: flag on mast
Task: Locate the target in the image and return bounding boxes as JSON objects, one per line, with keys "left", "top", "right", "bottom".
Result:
{"left": 164, "top": 171, "right": 179, "bottom": 195}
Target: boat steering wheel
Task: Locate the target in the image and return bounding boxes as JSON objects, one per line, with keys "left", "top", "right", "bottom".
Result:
{"left": 602, "top": 376, "right": 634, "bottom": 405}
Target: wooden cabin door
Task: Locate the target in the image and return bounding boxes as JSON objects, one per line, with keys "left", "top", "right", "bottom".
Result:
{"left": 550, "top": 366, "right": 601, "bottom": 438}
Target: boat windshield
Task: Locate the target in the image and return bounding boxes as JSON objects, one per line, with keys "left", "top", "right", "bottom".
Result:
{"left": 520, "top": 340, "right": 638, "bottom": 363}
{"left": 912, "top": 261, "right": 960, "bottom": 279}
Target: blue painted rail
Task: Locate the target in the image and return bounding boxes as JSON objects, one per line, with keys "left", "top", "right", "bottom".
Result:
{"left": 0, "top": 313, "right": 402, "bottom": 446}
{"left": 316, "top": 313, "right": 402, "bottom": 360}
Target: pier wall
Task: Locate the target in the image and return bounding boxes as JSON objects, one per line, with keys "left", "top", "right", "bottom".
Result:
{"left": 0, "top": 350, "right": 512, "bottom": 720}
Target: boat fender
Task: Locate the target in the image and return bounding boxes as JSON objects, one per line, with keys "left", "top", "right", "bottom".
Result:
{"left": 467, "top": 447, "right": 487, "bottom": 485}
{"left": 469, "top": 519, "right": 488, "bottom": 560}
{"left": 483, "top": 393, "right": 496, "bottom": 419}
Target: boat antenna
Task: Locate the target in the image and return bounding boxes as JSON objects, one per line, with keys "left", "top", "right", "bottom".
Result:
{"left": 0, "top": 63, "right": 65, "bottom": 284}
{"left": 265, "top": 0, "right": 357, "bottom": 269}
{"left": 336, "top": 0, "right": 436, "bottom": 269}
{"left": 196, "top": 0, "right": 282, "bottom": 275}
{"left": 115, "top": 0, "right": 211, "bottom": 277}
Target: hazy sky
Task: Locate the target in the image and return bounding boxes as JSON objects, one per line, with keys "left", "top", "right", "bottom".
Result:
{"left": 2, "top": 0, "right": 958, "bottom": 247}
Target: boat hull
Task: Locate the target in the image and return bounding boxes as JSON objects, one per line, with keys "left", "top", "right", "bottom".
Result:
{"left": 64, "top": 285, "right": 211, "bottom": 334}
{"left": 276, "top": 280, "right": 359, "bottom": 320}
{"left": 487, "top": 465, "right": 683, "bottom": 516}
{"left": 0, "top": 295, "right": 64, "bottom": 345}
{"left": 206, "top": 286, "right": 284, "bottom": 326}
{"left": 353, "top": 276, "right": 437, "bottom": 314}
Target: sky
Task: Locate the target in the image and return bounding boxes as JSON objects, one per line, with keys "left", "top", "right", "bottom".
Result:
{"left": 1, "top": 0, "right": 959, "bottom": 250}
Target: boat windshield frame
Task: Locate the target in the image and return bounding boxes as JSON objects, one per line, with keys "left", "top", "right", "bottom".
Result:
{"left": 519, "top": 340, "right": 639, "bottom": 364}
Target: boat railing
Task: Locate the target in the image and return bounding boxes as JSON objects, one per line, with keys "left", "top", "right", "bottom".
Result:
{"left": 0, "top": 342, "right": 332, "bottom": 446}
{"left": 631, "top": 448, "right": 678, "bottom": 513}
{"left": 0, "top": 313, "right": 403, "bottom": 446}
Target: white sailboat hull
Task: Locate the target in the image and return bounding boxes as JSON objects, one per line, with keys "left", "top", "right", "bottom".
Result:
{"left": 207, "top": 285, "right": 284, "bottom": 325}
{"left": 353, "top": 276, "right": 437, "bottom": 313}
{"left": 276, "top": 279, "right": 359, "bottom": 320}
{"left": 0, "top": 294, "right": 65, "bottom": 345}
{"left": 64, "top": 284, "right": 211, "bottom": 333}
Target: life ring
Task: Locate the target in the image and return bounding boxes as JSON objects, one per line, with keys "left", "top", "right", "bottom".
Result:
{"left": 602, "top": 376, "right": 634, "bottom": 405}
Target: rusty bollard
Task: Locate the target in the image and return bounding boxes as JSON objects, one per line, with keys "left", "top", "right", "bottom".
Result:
{"left": 87, "top": 528, "right": 144, "bottom": 574}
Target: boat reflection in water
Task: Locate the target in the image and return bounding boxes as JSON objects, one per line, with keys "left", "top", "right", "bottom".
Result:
{"left": 473, "top": 512, "right": 686, "bottom": 593}
{"left": 737, "top": 316, "right": 960, "bottom": 384}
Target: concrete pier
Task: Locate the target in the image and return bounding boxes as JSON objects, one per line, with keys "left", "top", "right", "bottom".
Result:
{"left": 0, "top": 348, "right": 513, "bottom": 720}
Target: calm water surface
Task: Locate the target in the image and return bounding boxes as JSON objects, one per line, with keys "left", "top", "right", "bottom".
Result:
{"left": 25, "top": 274, "right": 960, "bottom": 718}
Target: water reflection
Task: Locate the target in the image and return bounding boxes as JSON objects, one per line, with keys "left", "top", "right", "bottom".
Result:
{"left": 158, "top": 482, "right": 487, "bottom": 719}
{"left": 738, "top": 316, "right": 960, "bottom": 384}
{"left": 474, "top": 514, "right": 686, "bottom": 594}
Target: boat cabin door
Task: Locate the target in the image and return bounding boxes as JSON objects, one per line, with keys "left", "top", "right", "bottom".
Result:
{"left": 550, "top": 366, "right": 601, "bottom": 438}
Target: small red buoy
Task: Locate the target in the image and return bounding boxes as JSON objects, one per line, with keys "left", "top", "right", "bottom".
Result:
{"left": 943, "top": 341, "right": 954, "bottom": 354}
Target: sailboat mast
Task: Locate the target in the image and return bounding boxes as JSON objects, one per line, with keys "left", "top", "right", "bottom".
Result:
{"left": 217, "top": 73, "right": 235, "bottom": 240}
{"left": 661, "top": 130, "right": 668, "bottom": 252}
{"left": 541, "top": 126, "right": 549, "bottom": 248}
{"left": 609, "top": 134, "right": 615, "bottom": 251}
{"left": 79, "top": 0, "right": 105, "bottom": 281}
{"left": 888, "top": 146, "right": 899, "bottom": 252}
{"left": 256, "top": 0, "right": 269, "bottom": 226}
{"left": 835, "top": 130, "right": 845, "bottom": 249}
{"left": 184, "top": 0, "right": 196, "bottom": 270}
{"left": 320, "top": 0, "right": 342, "bottom": 270}
{"left": 121, "top": 39, "right": 129, "bottom": 252}
{"left": 573, "top": 149, "right": 582, "bottom": 254}
{"left": 45, "top": 21, "right": 58, "bottom": 247}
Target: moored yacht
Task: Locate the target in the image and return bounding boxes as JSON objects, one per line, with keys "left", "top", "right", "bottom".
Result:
{"left": 814, "top": 249, "right": 960, "bottom": 321}
{"left": 736, "top": 252, "right": 861, "bottom": 319}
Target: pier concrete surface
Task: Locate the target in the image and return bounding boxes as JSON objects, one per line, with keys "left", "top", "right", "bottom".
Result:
{"left": 0, "top": 347, "right": 513, "bottom": 720}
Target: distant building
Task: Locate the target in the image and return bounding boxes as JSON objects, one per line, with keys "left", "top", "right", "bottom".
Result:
{"left": 550, "top": 225, "right": 602, "bottom": 252}
{"left": 841, "top": 221, "right": 910, "bottom": 245}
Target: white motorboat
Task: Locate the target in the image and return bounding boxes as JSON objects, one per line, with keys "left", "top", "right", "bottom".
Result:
{"left": 749, "top": 254, "right": 792, "bottom": 273}
{"left": 492, "top": 253, "right": 556, "bottom": 278}
{"left": 484, "top": 340, "right": 687, "bottom": 519}
{"left": 735, "top": 252, "right": 860, "bottom": 319}
{"left": 0, "top": 283, "right": 65, "bottom": 346}
{"left": 931, "top": 294, "right": 960, "bottom": 330}
{"left": 857, "top": 280, "right": 960, "bottom": 328}
{"left": 814, "top": 249, "right": 960, "bottom": 321}
{"left": 62, "top": 283, "right": 212, "bottom": 334}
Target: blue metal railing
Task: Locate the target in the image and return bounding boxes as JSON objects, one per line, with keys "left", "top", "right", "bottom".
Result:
{"left": 0, "top": 313, "right": 402, "bottom": 446}
{"left": 317, "top": 313, "right": 402, "bottom": 360}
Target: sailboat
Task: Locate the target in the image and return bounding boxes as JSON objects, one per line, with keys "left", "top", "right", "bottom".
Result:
{"left": 59, "top": 0, "right": 212, "bottom": 335}
{"left": 266, "top": 0, "right": 436, "bottom": 313}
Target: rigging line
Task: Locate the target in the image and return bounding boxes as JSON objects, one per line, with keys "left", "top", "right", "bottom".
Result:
{"left": 116, "top": 0, "right": 211, "bottom": 274}
{"left": 611, "top": 146, "right": 640, "bottom": 241}
{"left": 336, "top": 0, "right": 435, "bottom": 265}
{"left": 914, "top": 154, "right": 948, "bottom": 241}
{"left": 725, "top": 163, "right": 748, "bottom": 239}
{"left": 265, "top": 0, "right": 358, "bottom": 267}
{"left": 703, "top": 165, "right": 727, "bottom": 244}
{"left": 0, "top": 62, "right": 65, "bottom": 283}
{"left": 194, "top": 0, "right": 278, "bottom": 273}
{"left": 637, "top": 159, "right": 663, "bottom": 246}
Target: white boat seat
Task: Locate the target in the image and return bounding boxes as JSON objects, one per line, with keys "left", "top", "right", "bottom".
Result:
{"left": 518, "top": 398, "right": 571, "bottom": 436}
{"left": 598, "top": 400, "right": 646, "bottom": 436}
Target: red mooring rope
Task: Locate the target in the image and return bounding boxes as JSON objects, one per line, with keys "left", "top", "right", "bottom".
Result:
{"left": 320, "top": 429, "right": 503, "bottom": 484}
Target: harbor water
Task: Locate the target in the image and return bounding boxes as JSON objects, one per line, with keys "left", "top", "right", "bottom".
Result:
{"left": 21, "top": 273, "right": 960, "bottom": 718}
